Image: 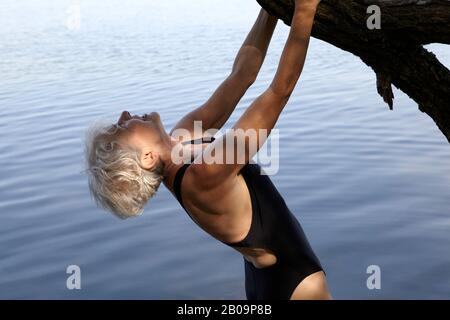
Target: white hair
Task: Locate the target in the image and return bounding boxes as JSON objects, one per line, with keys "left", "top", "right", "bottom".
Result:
{"left": 85, "top": 122, "right": 164, "bottom": 219}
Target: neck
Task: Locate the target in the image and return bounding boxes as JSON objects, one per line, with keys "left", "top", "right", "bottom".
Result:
{"left": 160, "top": 136, "right": 181, "bottom": 178}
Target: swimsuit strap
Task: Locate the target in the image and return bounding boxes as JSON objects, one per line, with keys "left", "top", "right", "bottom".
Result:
{"left": 173, "top": 136, "right": 216, "bottom": 206}
{"left": 181, "top": 136, "right": 216, "bottom": 145}
{"left": 173, "top": 163, "right": 190, "bottom": 208}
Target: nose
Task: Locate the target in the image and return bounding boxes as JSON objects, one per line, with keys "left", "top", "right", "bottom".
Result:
{"left": 118, "top": 111, "right": 131, "bottom": 126}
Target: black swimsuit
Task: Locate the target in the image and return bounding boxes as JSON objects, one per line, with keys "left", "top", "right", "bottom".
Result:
{"left": 173, "top": 138, "right": 324, "bottom": 300}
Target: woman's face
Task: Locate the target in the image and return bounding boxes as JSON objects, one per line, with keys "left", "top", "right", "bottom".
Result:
{"left": 111, "top": 110, "right": 167, "bottom": 151}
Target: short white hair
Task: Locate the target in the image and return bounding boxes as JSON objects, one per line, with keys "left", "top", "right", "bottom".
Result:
{"left": 85, "top": 122, "right": 164, "bottom": 219}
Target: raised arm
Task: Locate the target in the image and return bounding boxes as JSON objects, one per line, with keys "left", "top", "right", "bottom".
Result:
{"left": 192, "top": 0, "right": 320, "bottom": 184}
{"left": 170, "top": 9, "right": 278, "bottom": 138}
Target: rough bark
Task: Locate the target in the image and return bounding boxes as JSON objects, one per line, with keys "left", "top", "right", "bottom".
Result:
{"left": 256, "top": 0, "right": 450, "bottom": 142}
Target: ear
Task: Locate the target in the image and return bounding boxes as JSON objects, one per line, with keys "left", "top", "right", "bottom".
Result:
{"left": 141, "top": 149, "right": 159, "bottom": 170}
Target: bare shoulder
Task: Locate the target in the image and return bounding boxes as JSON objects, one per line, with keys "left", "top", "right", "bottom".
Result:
{"left": 183, "top": 164, "right": 237, "bottom": 213}
{"left": 182, "top": 164, "right": 241, "bottom": 215}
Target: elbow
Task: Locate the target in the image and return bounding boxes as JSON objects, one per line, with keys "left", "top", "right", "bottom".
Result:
{"left": 246, "top": 72, "right": 258, "bottom": 87}
{"left": 269, "top": 72, "right": 302, "bottom": 102}
{"left": 230, "top": 68, "right": 258, "bottom": 88}
{"left": 268, "top": 82, "right": 294, "bottom": 103}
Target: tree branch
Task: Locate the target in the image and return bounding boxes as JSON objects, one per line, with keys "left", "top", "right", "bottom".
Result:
{"left": 257, "top": 0, "right": 450, "bottom": 142}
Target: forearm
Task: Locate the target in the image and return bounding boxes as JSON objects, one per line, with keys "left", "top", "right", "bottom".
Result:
{"left": 231, "top": 9, "right": 278, "bottom": 82}
{"left": 269, "top": 2, "right": 317, "bottom": 99}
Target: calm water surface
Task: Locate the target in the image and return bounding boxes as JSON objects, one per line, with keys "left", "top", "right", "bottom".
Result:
{"left": 0, "top": 0, "right": 449, "bottom": 299}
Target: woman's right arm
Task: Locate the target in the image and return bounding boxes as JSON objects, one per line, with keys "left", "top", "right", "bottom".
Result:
{"left": 191, "top": 0, "right": 320, "bottom": 185}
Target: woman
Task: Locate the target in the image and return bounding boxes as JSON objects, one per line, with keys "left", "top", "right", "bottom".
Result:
{"left": 86, "top": 0, "right": 331, "bottom": 300}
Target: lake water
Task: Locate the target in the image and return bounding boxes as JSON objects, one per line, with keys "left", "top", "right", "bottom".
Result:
{"left": 1, "top": 0, "right": 449, "bottom": 299}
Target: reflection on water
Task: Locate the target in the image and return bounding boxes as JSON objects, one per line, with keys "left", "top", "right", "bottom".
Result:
{"left": 0, "top": 0, "right": 449, "bottom": 299}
